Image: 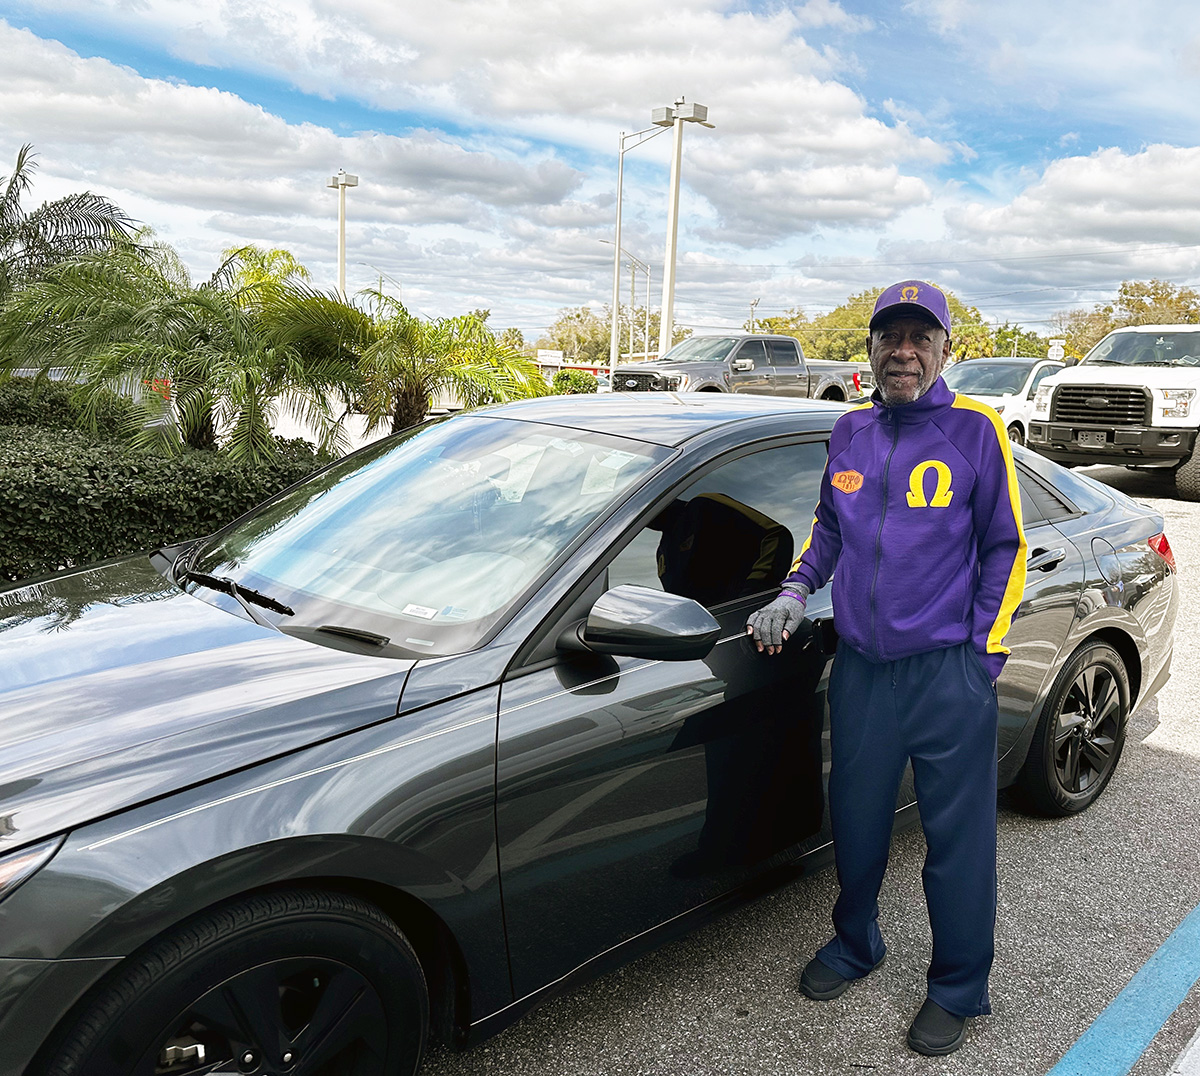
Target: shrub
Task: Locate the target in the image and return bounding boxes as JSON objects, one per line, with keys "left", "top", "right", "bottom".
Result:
{"left": 0, "top": 375, "right": 139, "bottom": 438}
{"left": 552, "top": 369, "right": 599, "bottom": 394}
{"left": 0, "top": 427, "right": 333, "bottom": 582}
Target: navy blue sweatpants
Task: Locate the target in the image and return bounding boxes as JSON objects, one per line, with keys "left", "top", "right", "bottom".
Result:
{"left": 816, "top": 641, "right": 999, "bottom": 1017}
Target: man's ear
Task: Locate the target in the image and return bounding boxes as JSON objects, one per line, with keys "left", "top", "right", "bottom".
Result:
{"left": 942, "top": 336, "right": 953, "bottom": 360}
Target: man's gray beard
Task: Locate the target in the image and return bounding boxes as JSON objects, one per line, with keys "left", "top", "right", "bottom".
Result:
{"left": 879, "top": 376, "right": 928, "bottom": 406}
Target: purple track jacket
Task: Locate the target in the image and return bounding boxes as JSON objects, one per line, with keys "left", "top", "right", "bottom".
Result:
{"left": 783, "top": 377, "right": 1027, "bottom": 682}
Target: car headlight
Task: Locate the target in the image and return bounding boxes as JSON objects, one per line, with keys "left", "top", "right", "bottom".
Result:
{"left": 1161, "top": 388, "right": 1196, "bottom": 417}
{"left": 992, "top": 403, "right": 1005, "bottom": 414}
{"left": 665, "top": 374, "right": 690, "bottom": 391}
{"left": 1032, "top": 386, "right": 1051, "bottom": 417}
{"left": 0, "top": 836, "right": 64, "bottom": 905}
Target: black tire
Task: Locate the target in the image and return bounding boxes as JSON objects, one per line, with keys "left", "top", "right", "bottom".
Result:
{"left": 1007, "top": 423, "right": 1024, "bottom": 446}
{"left": 1174, "top": 450, "right": 1200, "bottom": 501}
{"left": 45, "top": 890, "right": 428, "bottom": 1076}
{"left": 1015, "top": 641, "right": 1130, "bottom": 816}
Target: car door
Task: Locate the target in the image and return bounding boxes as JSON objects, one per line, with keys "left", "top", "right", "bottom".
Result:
{"left": 495, "top": 439, "right": 830, "bottom": 999}
{"left": 996, "top": 461, "right": 1088, "bottom": 760}
{"left": 767, "top": 339, "right": 806, "bottom": 397}
{"left": 728, "top": 339, "right": 773, "bottom": 394}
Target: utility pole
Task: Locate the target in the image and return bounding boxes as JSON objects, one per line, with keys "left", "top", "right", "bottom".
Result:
{"left": 749, "top": 297, "right": 760, "bottom": 333}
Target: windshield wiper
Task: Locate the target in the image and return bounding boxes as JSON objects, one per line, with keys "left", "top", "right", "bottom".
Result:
{"left": 180, "top": 570, "right": 294, "bottom": 628}
{"left": 314, "top": 624, "right": 390, "bottom": 648}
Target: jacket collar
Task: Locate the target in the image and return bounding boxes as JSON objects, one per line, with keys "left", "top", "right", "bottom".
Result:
{"left": 870, "top": 376, "right": 954, "bottom": 425}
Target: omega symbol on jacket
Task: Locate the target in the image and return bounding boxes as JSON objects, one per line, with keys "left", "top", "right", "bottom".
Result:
{"left": 906, "top": 459, "right": 954, "bottom": 507}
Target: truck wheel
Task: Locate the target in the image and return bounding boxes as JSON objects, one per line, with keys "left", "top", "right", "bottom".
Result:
{"left": 819, "top": 390, "right": 844, "bottom": 401}
{"left": 1174, "top": 450, "right": 1200, "bottom": 501}
{"left": 1007, "top": 423, "right": 1024, "bottom": 446}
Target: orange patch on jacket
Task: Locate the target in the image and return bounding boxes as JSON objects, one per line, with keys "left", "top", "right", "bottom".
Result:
{"left": 832, "top": 470, "right": 864, "bottom": 494}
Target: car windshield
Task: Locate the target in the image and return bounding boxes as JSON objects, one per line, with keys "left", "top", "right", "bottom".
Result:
{"left": 1082, "top": 330, "right": 1200, "bottom": 367}
{"left": 942, "top": 362, "right": 1032, "bottom": 396}
{"left": 658, "top": 337, "right": 738, "bottom": 363}
{"left": 191, "top": 415, "right": 668, "bottom": 656}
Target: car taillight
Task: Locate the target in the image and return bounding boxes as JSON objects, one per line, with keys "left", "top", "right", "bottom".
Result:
{"left": 1148, "top": 532, "right": 1176, "bottom": 572}
{"left": 853, "top": 371, "right": 862, "bottom": 393}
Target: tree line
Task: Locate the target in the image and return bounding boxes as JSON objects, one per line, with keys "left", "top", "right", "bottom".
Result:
{"left": 539, "top": 283, "right": 1200, "bottom": 368}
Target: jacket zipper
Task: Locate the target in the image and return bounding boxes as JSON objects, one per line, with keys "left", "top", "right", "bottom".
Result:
{"left": 869, "top": 410, "right": 899, "bottom": 661}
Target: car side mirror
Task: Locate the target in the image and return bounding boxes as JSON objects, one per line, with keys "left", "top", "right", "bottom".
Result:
{"left": 558, "top": 584, "right": 721, "bottom": 661}
{"left": 730, "top": 358, "right": 755, "bottom": 372}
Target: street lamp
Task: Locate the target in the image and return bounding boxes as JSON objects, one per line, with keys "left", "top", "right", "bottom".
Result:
{"left": 749, "top": 297, "right": 760, "bottom": 333}
{"left": 654, "top": 97, "right": 713, "bottom": 360}
{"left": 602, "top": 240, "right": 652, "bottom": 363}
{"left": 609, "top": 124, "right": 671, "bottom": 376}
{"left": 327, "top": 169, "right": 359, "bottom": 299}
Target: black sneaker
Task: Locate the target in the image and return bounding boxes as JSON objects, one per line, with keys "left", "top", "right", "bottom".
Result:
{"left": 798, "top": 956, "right": 883, "bottom": 1001}
{"left": 906, "top": 998, "right": 968, "bottom": 1056}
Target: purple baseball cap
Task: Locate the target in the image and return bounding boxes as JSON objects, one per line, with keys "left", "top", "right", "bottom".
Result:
{"left": 869, "top": 280, "right": 952, "bottom": 335}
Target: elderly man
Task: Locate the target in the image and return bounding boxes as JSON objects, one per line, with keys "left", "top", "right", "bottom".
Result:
{"left": 747, "top": 280, "right": 1026, "bottom": 1056}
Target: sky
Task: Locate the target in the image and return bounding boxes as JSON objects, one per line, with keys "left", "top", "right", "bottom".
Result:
{"left": 3, "top": 0, "right": 1200, "bottom": 341}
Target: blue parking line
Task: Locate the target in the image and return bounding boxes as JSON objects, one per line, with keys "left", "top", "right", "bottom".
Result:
{"left": 1046, "top": 902, "right": 1200, "bottom": 1076}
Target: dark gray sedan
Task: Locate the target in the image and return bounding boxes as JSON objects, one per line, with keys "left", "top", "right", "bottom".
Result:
{"left": 0, "top": 394, "right": 1177, "bottom": 1076}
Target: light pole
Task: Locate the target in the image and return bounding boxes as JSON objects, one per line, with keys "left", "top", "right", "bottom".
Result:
{"left": 749, "top": 297, "right": 760, "bottom": 333}
{"left": 602, "top": 240, "right": 652, "bottom": 363}
{"left": 609, "top": 124, "right": 670, "bottom": 377}
{"left": 327, "top": 169, "right": 359, "bottom": 299}
{"left": 653, "top": 98, "right": 713, "bottom": 360}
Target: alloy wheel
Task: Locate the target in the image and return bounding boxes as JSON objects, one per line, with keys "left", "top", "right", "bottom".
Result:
{"left": 1053, "top": 663, "right": 1121, "bottom": 796}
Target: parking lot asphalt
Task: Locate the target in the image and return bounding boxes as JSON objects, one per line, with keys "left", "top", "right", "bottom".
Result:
{"left": 421, "top": 463, "right": 1200, "bottom": 1076}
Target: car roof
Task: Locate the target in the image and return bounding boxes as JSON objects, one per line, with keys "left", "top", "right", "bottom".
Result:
{"left": 1107, "top": 323, "right": 1200, "bottom": 333}
{"left": 471, "top": 392, "right": 849, "bottom": 447}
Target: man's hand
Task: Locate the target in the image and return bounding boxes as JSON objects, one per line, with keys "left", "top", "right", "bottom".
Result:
{"left": 745, "top": 590, "right": 806, "bottom": 654}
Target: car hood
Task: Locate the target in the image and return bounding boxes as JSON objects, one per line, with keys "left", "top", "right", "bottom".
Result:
{"left": 955, "top": 392, "right": 1011, "bottom": 408}
{"left": 1046, "top": 365, "right": 1200, "bottom": 387}
{"left": 0, "top": 557, "right": 415, "bottom": 854}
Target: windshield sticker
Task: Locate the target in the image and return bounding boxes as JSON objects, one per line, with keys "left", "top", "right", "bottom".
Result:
{"left": 440, "top": 605, "right": 469, "bottom": 621}
{"left": 405, "top": 637, "right": 436, "bottom": 647}
{"left": 599, "top": 449, "right": 638, "bottom": 470}
{"left": 491, "top": 443, "right": 545, "bottom": 502}
{"left": 402, "top": 603, "right": 439, "bottom": 619}
{"left": 547, "top": 437, "right": 584, "bottom": 455}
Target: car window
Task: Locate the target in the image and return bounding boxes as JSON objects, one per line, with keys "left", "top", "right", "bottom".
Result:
{"left": 1014, "top": 460, "right": 1079, "bottom": 523}
{"left": 1013, "top": 446, "right": 1109, "bottom": 515}
{"left": 607, "top": 441, "right": 826, "bottom": 608}
{"left": 942, "top": 362, "right": 1030, "bottom": 396}
{"left": 193, "top": 415, "right": 669, "bottom": 656}
{"left": 1027, "top": 363, "right": 1063, "bottom": 396}
{"left": 735, "top": 339, "right": 770, "bottom": 369}
{"left": 767, "top": 339, "right": 800, "bottom": 366}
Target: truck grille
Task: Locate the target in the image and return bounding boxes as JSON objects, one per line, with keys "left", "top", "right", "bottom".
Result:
{"left": 1051, "top": 385, "right": 1149, "bottom": 426}
{"left": 614, "top": 372, "right": 661, "bottom": 392}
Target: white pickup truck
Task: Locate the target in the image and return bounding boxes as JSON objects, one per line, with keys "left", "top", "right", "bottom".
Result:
{"left": 1027, "top": 323, "right": 1200, "bottom": 499}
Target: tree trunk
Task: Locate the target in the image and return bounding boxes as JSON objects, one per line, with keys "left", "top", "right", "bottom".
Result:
{"left": 390, "top": 385, "right": 429, "bottom": 434}
{"left": 185, "top": 412, "right": 219, "bottom": 451}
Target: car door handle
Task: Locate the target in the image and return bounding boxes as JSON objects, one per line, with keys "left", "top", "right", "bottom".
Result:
{"left": 1027, "top": 547, "right": 1066, "bottom": 572}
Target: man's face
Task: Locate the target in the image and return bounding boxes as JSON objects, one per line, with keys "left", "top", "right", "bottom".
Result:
{"left": 868, "top": 316, "right": 951, "bottom": 405}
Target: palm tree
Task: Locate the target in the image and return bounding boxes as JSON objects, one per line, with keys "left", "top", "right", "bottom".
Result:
{"left": 267, "top": 289, "right": 550, "bottom": 435}
{"left": 0, "top": 239, "right": 355, "bottom": 463}
{"left": 0, "top": 144, "right": 134, "bottom": 305}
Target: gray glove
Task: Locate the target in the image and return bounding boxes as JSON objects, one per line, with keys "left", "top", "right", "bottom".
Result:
{"left": 745, "top": 588, "right": 807, "bottom": 653}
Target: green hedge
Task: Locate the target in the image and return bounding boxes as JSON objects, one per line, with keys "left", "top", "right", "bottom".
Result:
{"left": 0, "top": 376, "right": 138, "bottom": 438}
{"left": 0, "top": 427, "right": 333, "bottom": 583}
{"left": 552, "top": 369, "right": 599, "bottom": 394}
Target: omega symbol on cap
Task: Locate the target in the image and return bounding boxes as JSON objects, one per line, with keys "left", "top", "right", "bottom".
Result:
{"left": 901, "top": 285, "right": 920, "bottom": 301}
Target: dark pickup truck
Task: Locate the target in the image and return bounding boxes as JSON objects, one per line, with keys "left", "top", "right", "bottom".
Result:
{"left": 612, "top": 334, "right": 871, "bottom": 400}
